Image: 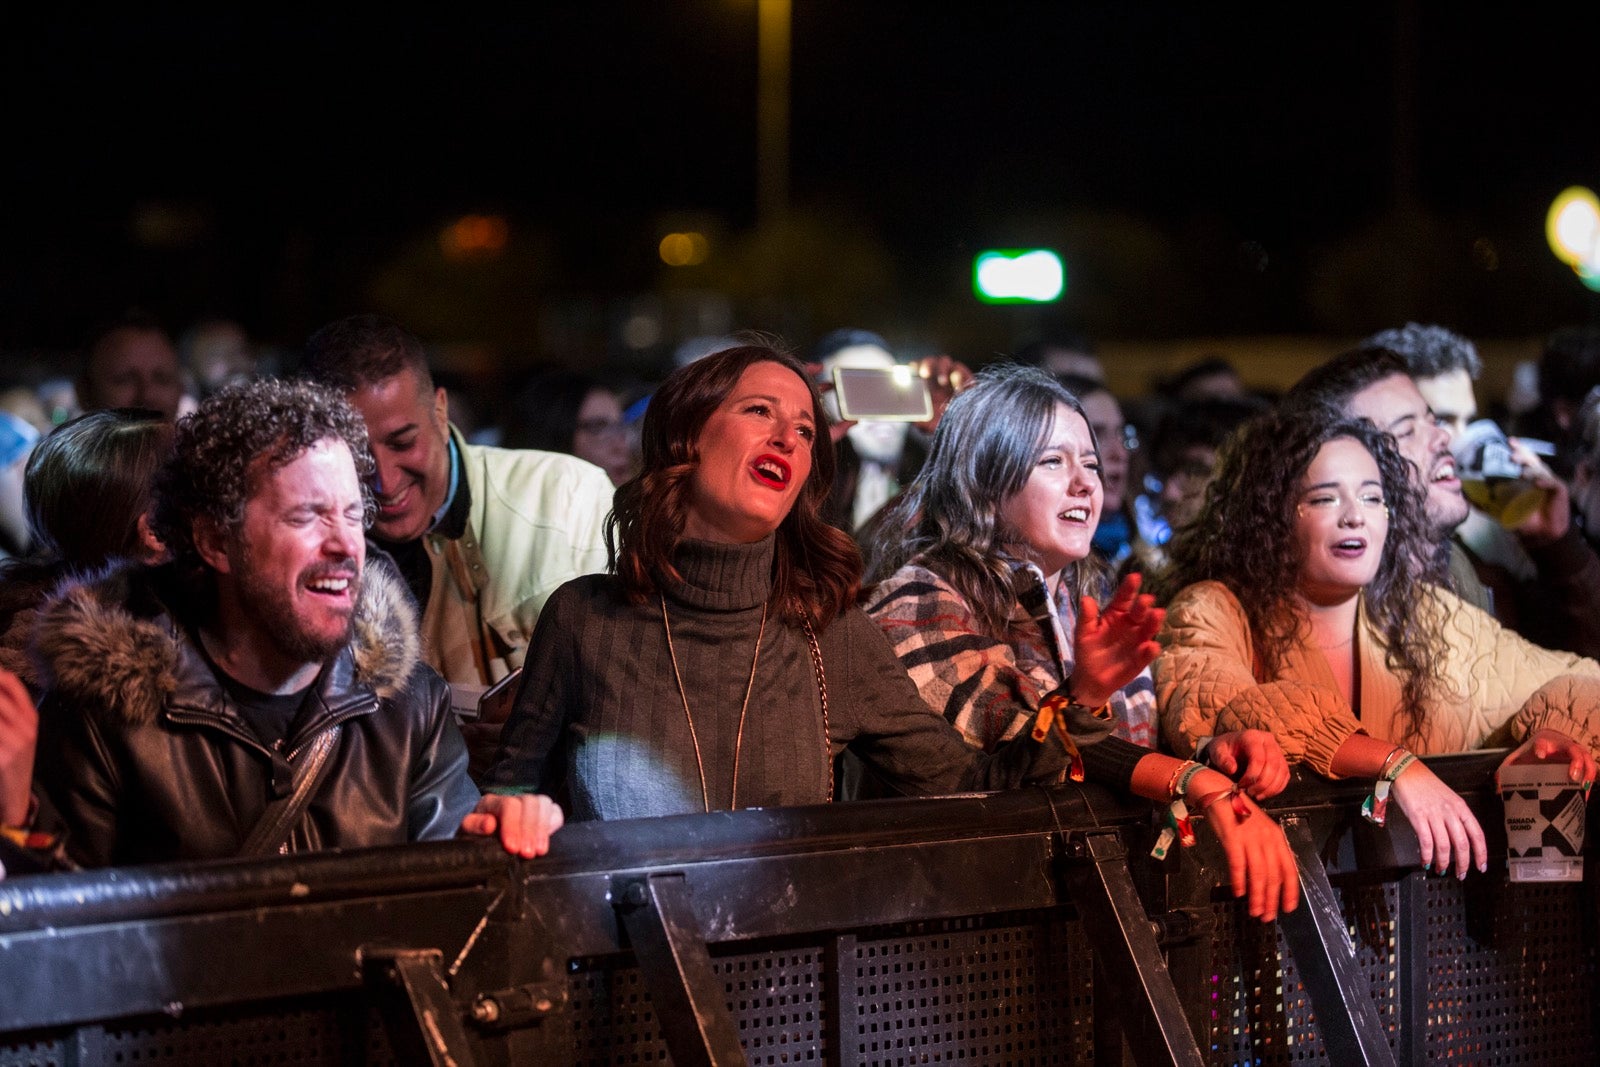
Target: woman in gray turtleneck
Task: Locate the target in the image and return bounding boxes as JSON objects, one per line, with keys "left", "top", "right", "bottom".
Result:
{"left": 487, "top": 345, "right": 1174, "bottom": 823}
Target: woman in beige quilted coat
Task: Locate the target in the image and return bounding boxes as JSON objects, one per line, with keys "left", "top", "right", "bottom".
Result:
{"left": 1156, "top": 411, "right": 1599, "bottom": 880}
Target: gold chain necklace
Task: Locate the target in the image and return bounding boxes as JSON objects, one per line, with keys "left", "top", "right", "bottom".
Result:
{"left": 660, "top": 596, "right": 768, "bottom": 812}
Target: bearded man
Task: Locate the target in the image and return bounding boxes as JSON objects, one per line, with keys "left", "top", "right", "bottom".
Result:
{"left": 32, "top": 378, "right": 561, "bottom": 867}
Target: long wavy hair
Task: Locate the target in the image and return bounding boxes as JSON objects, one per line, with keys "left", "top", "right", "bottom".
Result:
{"left": 609, "top": 343, "right": 861, "bottom": 628}
{"left": 1160, "top": 412, "right": 1448, "bottom": 745}
{"left": 863, "top": 363, "right": 1106, "bottom": 640}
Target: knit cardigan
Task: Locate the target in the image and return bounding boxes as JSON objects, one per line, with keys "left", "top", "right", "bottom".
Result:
{"left": 1156, "top": 580, "right": 1600, "bottom": 777}
{"left": 487, "top": 536, "right": 1069, "bottom": 821}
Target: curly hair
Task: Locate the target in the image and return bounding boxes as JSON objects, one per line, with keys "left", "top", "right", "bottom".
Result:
{"left": 1159, "top": 412, "right": 1448, "bottom": 746}
{"left": 862, "top": 363, "right": 1106, "bottom": 640}
{"left": 1365, "top": 322, "right": 1481, "bottom": 380}
{"left": 153, "top": 378, "right": 377, "bottom": 571}
{"left": 609, "top": 343, "right": 861, "bottom": 629}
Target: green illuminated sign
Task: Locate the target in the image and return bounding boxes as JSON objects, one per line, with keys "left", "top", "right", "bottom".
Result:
{"left": 973, "top": 249, "right": 1064, "bottom": 304}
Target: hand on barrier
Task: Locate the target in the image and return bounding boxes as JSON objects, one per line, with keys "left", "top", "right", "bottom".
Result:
{"left": 1496, "top": 727, "right": 1596, "bottom": 792}
{"left": 462, "top": 792, "right": 565, "bottom": 858}
{"left": 1389, "top": 760, "right": 1487, "bottom": 878}
{"left": 1204, "top": 729, "right": 1290, "bottom": 799}
{"left": 1071, "top": 572, "right": 1164, "bottom": 709}
{"left": 1196, "top": 782, "right": 1299, "bottom": 922}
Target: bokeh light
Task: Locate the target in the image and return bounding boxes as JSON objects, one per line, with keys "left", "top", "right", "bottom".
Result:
{"left": 659, "top": 232, "right": 711, "bottom": 267}
{"left": 1546, "top": 186, "right": 1600, "bottom": 269}
{"left": 440, "top": 215, "right": 510, "bottom": 259}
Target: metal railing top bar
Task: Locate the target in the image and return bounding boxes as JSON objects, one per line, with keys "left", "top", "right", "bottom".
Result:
{"left": 0, "top": 750, "right": 1509, "bottom": 936}
{"left": 0, "top": 775, "right": 1153, "bottom": 934}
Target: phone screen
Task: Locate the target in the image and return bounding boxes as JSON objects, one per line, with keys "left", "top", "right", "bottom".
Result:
{"left": 832, "top": 366, "right": 933, "bottom": 422}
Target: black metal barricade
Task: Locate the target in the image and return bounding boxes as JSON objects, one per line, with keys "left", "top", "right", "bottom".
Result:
{"left": 0, "top": 751, "right": 1594, "bottom": 1066}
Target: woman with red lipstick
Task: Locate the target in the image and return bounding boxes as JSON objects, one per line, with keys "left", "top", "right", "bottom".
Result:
{"left": 1157, "top": 412, "right": 1600, "bottom": 879}
{"left": 862, "top": 365, "right": 1299, "bottom": 923}
{"left": 487, "top": 344, "right": 1141, "bottom": 827}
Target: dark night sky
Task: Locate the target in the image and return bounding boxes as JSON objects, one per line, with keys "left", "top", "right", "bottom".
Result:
{"left": 4, "top": 4, "right": 1600, "bottom": 354}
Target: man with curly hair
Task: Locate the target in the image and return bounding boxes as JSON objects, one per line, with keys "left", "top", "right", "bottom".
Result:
{"left": 299, "top": 316, "right": 612, "bottom": 741}
{"left": 29, "top": 378, "right": 562, "bottom": 867}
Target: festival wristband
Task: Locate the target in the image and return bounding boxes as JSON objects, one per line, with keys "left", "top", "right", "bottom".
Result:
{"left": 1151, "top": 799, "right": 1197, "bottom": 859}
{"left": 0, "top": 825, "right": 60, "bottom": 851}
{"left": 1031, "top": 692, "right": 1085, "bottom": 782}
{"left": 1171, "top": 761, "right": 1207, "bottom": 801}
{"left": 1361, "top": 751, "right": 1417, "bottom": 826}
{"left": 1189, "top": 785, "right": 1251, "bottom": 823}
{"left": 1061, "top": 676, "right": 1113, "bottom": 721}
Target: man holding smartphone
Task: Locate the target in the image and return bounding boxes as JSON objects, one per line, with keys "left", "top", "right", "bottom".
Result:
{"left": 814, "top": 329, "right": 969, "bottom": 533}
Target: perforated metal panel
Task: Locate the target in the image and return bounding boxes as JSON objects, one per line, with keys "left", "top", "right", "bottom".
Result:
{"left": 1419, "top": 877, "right": 1596, "bottom": 1064}
{"left": 2, "top": 836, "right": 1594, "bottom": 1065}
{"left": 1201, "top": 879, "right": 1402, "bottom": 1066}
{"left": 0, "top": 1037, "right": 64, "bottom": 1067}
{"left": 840, "top": 912, "right": 1094, "bottom": 1067}
{"left": 567, "top": 942, "right": 826, "bottom": 1066}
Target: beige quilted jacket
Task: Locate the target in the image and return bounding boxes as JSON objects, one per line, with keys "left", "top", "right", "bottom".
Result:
{"left": 1155, "top": 580, "right": 1600, "bottom": 777}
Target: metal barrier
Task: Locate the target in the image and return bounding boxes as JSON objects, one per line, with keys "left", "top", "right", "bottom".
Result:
{"left": 0, "top": 751, "right": 1593, "bottom": 1066}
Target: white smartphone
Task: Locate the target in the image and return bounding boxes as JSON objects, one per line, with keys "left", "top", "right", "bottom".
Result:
{"left": 831, "top": 366, "right": 933, "bottom": 422}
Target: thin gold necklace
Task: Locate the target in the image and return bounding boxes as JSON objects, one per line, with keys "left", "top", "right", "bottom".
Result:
{"left": 661, "top": 596, "right": 768, "bottom": 812}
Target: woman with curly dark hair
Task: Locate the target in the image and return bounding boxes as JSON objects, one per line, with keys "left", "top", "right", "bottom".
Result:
{"left": 488, "top": 344, "right": 1137, "bottom": 824}
{"left": 1157, "top": 411, "right": 1600, "bottom": 879}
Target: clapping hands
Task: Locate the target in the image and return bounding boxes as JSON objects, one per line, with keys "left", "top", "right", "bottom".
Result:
{"left": 1071, "top": 573, "right": 1164, "bottom": 708}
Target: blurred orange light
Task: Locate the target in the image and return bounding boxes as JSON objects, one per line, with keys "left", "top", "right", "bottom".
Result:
{"left": 441, "top": 215, "right": 509, "bottom": 259}
{"left": 659, "top": 231, "right": 710, "bottom": 267}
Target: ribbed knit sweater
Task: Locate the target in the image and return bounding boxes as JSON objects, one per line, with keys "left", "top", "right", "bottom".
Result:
{"left": 487, "top": 536, "right": 1077, "bottom": 821}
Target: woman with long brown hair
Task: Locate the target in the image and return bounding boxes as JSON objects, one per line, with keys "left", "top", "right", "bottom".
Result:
{"left": 488, "top": 344, "right": 1150, "bottom": 823}
{"left": 864, "top": 365, "right": 1300, "bottom": 921}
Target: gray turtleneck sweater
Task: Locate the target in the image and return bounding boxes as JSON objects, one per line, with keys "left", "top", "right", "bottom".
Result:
{"left": 489, "top": 536, "right": 1106, "bottom": 821}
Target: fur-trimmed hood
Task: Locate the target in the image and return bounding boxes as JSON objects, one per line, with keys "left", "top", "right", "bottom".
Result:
{"left": 32, "top": 556, "right": 420, "bottom": 727}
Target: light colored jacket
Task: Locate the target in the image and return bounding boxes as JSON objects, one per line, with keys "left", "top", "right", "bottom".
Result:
{"left": 420, "top": 428, "right": 613, "bottom": 686}
{"left": 1156, "top": 580, "right": 1600, "bottom": 777}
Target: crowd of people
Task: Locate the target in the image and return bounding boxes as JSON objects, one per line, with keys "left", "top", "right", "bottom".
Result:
{"left": 4, "top": 310, "right": 1600, "bottom": 930}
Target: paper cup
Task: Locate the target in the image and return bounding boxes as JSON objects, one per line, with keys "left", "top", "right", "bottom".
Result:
{"left": 1499, "top": 762, "right": 1586, "bottom": 882}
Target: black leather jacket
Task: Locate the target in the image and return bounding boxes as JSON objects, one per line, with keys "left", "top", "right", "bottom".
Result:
{"left": 32, "top": 561, "right": 479, "bottom": 868}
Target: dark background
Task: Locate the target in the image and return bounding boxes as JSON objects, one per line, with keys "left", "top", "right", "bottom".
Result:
{"left": 4, "top": 3, "right": 1599, "bottom": 370}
